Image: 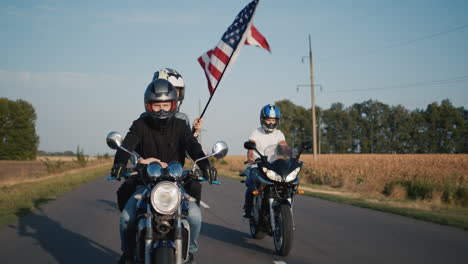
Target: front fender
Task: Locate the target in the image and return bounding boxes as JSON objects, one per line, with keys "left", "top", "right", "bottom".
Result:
{"left": 153, "top": 239, "right": 176, "bottom": 249}
{"left": 273, "top": 199, "right": 292, "bottom": 208}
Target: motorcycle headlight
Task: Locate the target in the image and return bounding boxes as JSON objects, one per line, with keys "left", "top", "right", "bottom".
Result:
{"left": 147, "top": 162, "right": 162, "bottom": 178}
{"left": 150, "top": 182, "right": 181, "bottom": 215}
{"left": 285, "top": 167, "right": 301, "bottom": 182}
{"left": 261, "top": 167, "right": 282, "bottom": 182}
{"left": 167, "top": 161, "right": 183, "bottom": 178}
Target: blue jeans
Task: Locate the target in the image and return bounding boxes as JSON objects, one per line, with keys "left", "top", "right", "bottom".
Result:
{"left": 120, "top": 185, "right": 202, "bottom": 254}
{"left": 186, "top": 201, "right": 201, "bottom": 253}
{"left": 244, "top": 167, "right": 259, "bottom": 211}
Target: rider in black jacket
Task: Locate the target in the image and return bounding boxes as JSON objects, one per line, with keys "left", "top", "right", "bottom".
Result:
{"left": 116, "top": 68, "right": 203, "bottom": 212}
{"left": 111, "top": 78, "right": 214, "bottom": 264}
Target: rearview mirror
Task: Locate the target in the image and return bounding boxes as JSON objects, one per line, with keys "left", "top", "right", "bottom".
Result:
{"left": 106, "top": 131, "right": 139, "bottom": 164}
{"left": 106, "top": 131, "right": 123, "bottom": 149}
{"left": 212, "top": 141, "right": 228, "bottom": 159}
{"left": 193, "top": 141, "right": 229, "bottom": 170}
{"left": 244, "top": 141, "right": 256, "bottom": 150}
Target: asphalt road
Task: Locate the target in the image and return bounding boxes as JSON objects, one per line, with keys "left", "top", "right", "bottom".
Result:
{"left": 1, "top": 175, "right": 467, "bottom": 264}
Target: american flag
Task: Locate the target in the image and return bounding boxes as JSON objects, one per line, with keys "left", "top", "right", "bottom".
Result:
{"left": 198, "top": 0, "right": 270, "bottom": 95}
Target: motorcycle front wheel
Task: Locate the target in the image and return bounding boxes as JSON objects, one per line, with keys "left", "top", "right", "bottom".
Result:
{"left": 153, "top": 246, "right": 175, "bottom": 264}
{"left": 273, "top": 203, "right": 293, "bottom": 256}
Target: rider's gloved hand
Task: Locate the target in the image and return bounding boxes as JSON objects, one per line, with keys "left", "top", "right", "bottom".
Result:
{"left": 204, "top": 166, "right": 217, "bottom": 184}
{"left": 191, "top": 169, "right": 202, "bottom": 179}
{"left": 111, "top": 163, "right": 127, "bottom": 180}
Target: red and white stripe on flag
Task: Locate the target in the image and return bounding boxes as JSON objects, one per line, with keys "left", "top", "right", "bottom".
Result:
{"left": 198, "top": 0, "right": 271, "bottom": 95}
{"left": 198, "top": 24, "right": 270, "bottom": 95}
{"left": 245, "top": 25, "right": 271, "bottom": 53}
{"left": 197, "top": 40, "right": 235, "bottom": 95}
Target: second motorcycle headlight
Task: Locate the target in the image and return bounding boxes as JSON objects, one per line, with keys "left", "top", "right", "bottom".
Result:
{"left": 285, "top": 167, "right": 301, "bottom": 182}
{"left": 150, "top": 182, "right": 181, "bottom": 215}
{"left": 262, "top": 167, "right": 301, "bottom": 182}
{"left": 262, "top": 167, "right": 282, "bottom": 182}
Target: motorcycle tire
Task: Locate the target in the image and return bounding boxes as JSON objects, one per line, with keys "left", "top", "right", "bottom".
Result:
{"left": 273, "top": 204, "right": 293, "bottom": 256}
{"left": 153, "top": 246, "right": 175, "bottom": 264}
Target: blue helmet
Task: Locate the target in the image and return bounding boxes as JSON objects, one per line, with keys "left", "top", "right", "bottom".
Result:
{"left": 260, "top": 104, "right": 280, "bottom": 133}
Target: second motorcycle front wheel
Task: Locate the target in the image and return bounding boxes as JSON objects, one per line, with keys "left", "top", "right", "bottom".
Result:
{"left": 153, "top": 246, "right": 175, "bottom": 264}
{"left": 273, "top": 204, "right": 294, "bottom": 256}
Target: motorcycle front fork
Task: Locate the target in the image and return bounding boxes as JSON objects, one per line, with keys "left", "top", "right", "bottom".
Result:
{"left": 144, "top": 203, "right": 152, "bottom": 264}
{"left": 268, "top": 197, "right": 295, "bottom": 233}
{"left": 175, "top": 207, "right": 183, "bottom": 264}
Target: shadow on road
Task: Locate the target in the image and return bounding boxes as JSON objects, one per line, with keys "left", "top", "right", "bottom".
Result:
{"left": 201, "top": 221, "right": 275, "bottom": 255}
{"left": 97, "top": 199, "right": 119, "bottom": 212}
{"left": 12, "top": 204, "right": 119, "bottom": 263}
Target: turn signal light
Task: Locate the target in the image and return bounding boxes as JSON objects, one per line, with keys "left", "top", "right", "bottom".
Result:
{"left": 252, "top": 190, "right": 261, "bottom": 195}
{"left": 297, "top": 190, "right": 305, "bottom": 194}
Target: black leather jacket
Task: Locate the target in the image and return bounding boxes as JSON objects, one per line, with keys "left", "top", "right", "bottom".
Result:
{"left": 112, "top": 115, "right": 209, "bottom": 205}
{"left": 113, "top": 115, "right": 209, "bottom": 170}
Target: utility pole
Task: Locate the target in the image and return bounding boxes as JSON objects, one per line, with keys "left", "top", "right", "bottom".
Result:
{"left": 308, "top": 34, "right": 318, "bottom": 160}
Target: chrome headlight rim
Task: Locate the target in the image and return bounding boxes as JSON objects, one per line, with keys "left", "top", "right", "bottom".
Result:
{"left": 150, "top": 182, "right": 181, "bottom": 215}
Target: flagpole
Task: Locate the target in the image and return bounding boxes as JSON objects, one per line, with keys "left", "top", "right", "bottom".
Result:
{"left": 198, "top": 0, "right": 261, "bottom": 120}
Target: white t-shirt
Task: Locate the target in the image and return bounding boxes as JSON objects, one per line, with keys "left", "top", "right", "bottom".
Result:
{"left": 249, "top": 127, "right": 286, "bottom": 159}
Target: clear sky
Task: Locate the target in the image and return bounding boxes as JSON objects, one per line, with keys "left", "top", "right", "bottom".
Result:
{"left": 1, "top": 0, "right": 467, "bottom": 156}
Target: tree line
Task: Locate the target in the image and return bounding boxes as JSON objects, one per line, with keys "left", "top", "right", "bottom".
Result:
{"left": 0, "top": 98, "right": 39, "bottom": 160}
{"left": 276, "top": 99, "right": 468, "bottom": 154}
{"left": 1, "top": 96, "right": 466, "bottom": 160}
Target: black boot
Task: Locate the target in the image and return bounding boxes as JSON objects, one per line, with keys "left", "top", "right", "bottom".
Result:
{"left": 118, "top": 251, "right": 134, "bottom": 264}
{"left": 185, "top": 252, "right": 197, "bottom": 264}
{"left": 243, "top": 192, "right": 253, "bottom": 218}
{"left": 243, "top": 205, "right": 252, "bottom": 218}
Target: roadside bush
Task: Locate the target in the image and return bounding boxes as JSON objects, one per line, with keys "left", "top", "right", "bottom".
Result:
{"left": 383, "top": 179, "right": 468, "bottom": 207}
{"left": 383, "top": 180, "right": 433, "bottom": 200}
{"left": 41, "top": 158, "right": 66, "bottom": 174}
{"left": 75, "top": 146, "right": 88, "bottom": 167}
{"left": 455, "top": 186, "right": 468, "bottom": 206}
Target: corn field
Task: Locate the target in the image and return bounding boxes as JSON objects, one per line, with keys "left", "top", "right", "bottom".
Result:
{"left": 214, "top": 154, "right": 468, "bottom": 206}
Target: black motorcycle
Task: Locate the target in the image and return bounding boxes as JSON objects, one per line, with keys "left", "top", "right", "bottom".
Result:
{"left": 243, "top": 141, "right": 311, "bottom": 256}
{"left": 106, "top": 131, "right": 228, "bottom": 264}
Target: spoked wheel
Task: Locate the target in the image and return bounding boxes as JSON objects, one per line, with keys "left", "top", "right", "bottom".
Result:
{"left": 152, "top": 246, "right": 175, "bottom": 264}
{"left": 273, "top": 204, "right": 294, "bottom": 256}
{"left": 249, "top": 208, "right": 266, "bottom": 239}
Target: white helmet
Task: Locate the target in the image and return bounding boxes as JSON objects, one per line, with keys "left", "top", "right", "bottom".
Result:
{"left": 153, "top": 68, "right": 185, "bottom": 109}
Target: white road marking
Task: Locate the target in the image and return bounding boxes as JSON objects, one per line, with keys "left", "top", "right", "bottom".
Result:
{"left": 273, "top": 261, "right": 287, "bottom": 264}
{"left": 200, "top": 200, "right": 210, "bottom": 209}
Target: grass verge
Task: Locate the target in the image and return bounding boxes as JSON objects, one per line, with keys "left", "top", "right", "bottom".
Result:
{"left": 304, "top": 190, "right": 468, "bottom": 231}
{"left": 0, "top": 165, "right": 110, "bottom": 229}
{"left": 219, "top": 171, "right": 468, "bottom": 231}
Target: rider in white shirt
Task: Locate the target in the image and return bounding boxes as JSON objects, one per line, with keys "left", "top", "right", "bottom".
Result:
{"left": 243, "top": 104, "right": 287, "bottom": 218}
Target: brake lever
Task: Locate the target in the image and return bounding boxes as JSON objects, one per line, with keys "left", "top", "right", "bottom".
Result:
{"left": 107, "top": 172, "right": 137, "bottom": 181}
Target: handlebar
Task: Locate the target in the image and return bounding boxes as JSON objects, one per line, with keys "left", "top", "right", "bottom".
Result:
{"left": 107, "top": 171, "right": 138, "bottom": 181}
{"left": 198, "top": 176, "right": 220, "bottom": 185}
{"left": 192, "top": 169, "right": 220, "bottom": 185}
{"left": 108, "top": 168, "right": 221, "bottom": 185}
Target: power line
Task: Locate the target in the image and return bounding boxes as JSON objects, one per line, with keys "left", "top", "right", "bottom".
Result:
{"left": 323, "top": 75, "right": 468, "bottom": 93}
{"left": 322, "top": 24, "right": 468, "bottom": 61}
{"left": 383, "top": 24, "right": 468, "bottom": 50}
